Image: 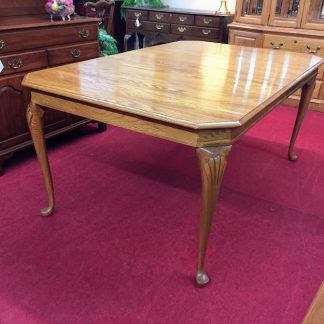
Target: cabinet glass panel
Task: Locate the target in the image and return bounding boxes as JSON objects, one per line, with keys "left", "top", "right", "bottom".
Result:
{"left": 274, "top": 0, "right": 300, "bottom": 18}
{"left": 306, "top": 0, "right": 324, "bottom": 22}
{"left": 242, "top": 0, "right": 264, "bottom": 16}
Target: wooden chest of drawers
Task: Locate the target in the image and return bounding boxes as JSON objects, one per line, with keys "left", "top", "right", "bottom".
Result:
{"left": 123, "top": 7, "right": 233, "bottom": 51}
{"left": 0, "top": 15, "right": 101, "bottom": 175}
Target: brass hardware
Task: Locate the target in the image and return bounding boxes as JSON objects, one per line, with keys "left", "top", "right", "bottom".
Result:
{"left": 306, "top": 45, "right": 321, "bottom": 54}
{"left": 203, "top": 18, "right": 212, "bottom": 24}
{"left": 0, "top": 40, "right": 5, "bottom": 49}
{"left": 135, "top": 17, "right": 141, "bottom": 28}
{"left": 71, "top": 49, "right": 81, "bottom": 58}
{"left": 177, "top": 26, "right": 187, "bottom": 33}
{"left": 270, "top": 42, "right": 283, "bottom": 49}
{"left": 202, "top": 29, "right": 211, "bottom": 35}
{"left": 134, "top": 12, "right": 142, "bottom": 18}
{"left": 179, "top": 16, "right": 187, "bottom": 22}
{"left": 155, "top": 13, "right": 164, "bottom": 20}
{"left": 155, "top": 24, "right": 164, "bottom": 30}
{"left": 8, "top": 58, "right": 23, "bottom": 70}
{"left": 79, "top": 30, "right": 90, "bottom": 38}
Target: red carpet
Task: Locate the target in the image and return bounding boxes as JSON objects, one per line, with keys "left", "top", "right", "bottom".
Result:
{"left": 0, "top": 105, "right": 323, "bottom": 323}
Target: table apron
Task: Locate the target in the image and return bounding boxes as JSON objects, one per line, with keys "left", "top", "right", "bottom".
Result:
{"left": 30, "top": 91, "right": 233, "bottom": 148}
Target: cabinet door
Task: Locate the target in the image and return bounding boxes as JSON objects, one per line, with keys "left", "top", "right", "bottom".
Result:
{"left": 268, "top": 0, "right": 305, "bottom": 28}
{"left": 0, "top": 74, "right": 70, "bottom": 152}
{"left": 229, "top": 29, "right": 263, "bottom": 47}
{"left": 0, "top": 74, "right": 29, "bottom": 151}
{"left": 235, "top": 0, "right": 271, "bottom": 25}
{"left": 301, "top": 0, "right": 324, "bottom": 30}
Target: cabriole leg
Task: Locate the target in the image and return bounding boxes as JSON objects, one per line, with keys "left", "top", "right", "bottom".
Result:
{"left": 27, "top": 103, "right": 55, "bottom": 216}
{"left": 288, "top": 75, "right": 316, "bottom": 161}
{"left": 196, "top": 145, "right": 231, "bottom": 286}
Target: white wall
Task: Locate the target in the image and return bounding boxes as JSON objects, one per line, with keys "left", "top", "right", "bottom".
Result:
{"left": 163, "top": 0, "right": 236, "bottom": 12}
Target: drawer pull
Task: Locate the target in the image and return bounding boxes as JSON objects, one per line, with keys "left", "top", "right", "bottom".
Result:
{"left": 8, "top": 58, "right": 23, "bottom": 70}
{"left": 0, "top": 40, "right": 5, "bottom": 49}
{"left": 135, "top": 17, "right": 141, "bottom": 28}
{"left": 134, "top": 12, "right": 142, "bottom": 18}
{"left": 71, "top": 49, "right": 81, "bottom": 58}
{"left": 270, "top": 42, "right": 283, "bottom": 50}
{"left": 177, "top": 26, "right": 187, "bottom": 33}
{"left": 202, "top": 29, "right": 211, "bottom": 35}
{"left": 179, "top": 16, "right": 187, "bottom": 22}
{"left": 155, "top": 13, "right": 164, "bottom": 20}
{"left": 155, "top": 24, "right": 164, "bottom": 30}
{"left": 306, "top": 45, "right": 321, "bottom": 54}
{"left": 203, "top": 18, "right": 212, "bottom": 24}
{"left": 79, "top": 30, "right": 90, "bottom": 38}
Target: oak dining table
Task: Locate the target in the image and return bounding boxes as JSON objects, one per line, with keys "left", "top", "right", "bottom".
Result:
{"left": 22, "top": 41, "right": 323, "bottom": 286}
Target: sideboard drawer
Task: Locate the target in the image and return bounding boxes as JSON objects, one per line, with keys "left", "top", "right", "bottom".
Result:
{"left": 142, "top": 21, "right": 170, "bottom": 33}
{"left": 263, "top": 34, "right": 300, "bottom": 52}
{"left": 0, "top": 50, "right": 47, "bottom": 76}
{"left": 47, "top": 41, "right": 99, "bottom": 66}
{"left": 126, "top": 9, "right": 149, "bottom": 20}
{"left": 0, "top": 24, "right": 98, "bottom": 54}
{"left": 171, "top": 25, "right": 220, "bottom": 39}
{"left": 171, "top": 25, "right": 192, "bottom": 36}
{"left": 170, "top": 14, "right": 194, "bottom": 25}
{"left": 195, "top": 16, "right": 222, "bottom": 28}
{"left": 295, "top": 37, "right": 324, "bottom": 57}
{"left": 193, "top": 27, "right": 220, "bottom": 39}
{"left": 149, "top": 11, "right": 172, "bottom": 23}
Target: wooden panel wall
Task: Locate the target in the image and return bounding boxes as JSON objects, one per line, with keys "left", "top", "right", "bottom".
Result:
{"left": 0, "top": 0, "right": 45, "bottom": 17}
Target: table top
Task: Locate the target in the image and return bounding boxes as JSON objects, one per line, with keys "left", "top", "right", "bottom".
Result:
{"left": 23, "top": 41, "right": 323, "bottom": 130}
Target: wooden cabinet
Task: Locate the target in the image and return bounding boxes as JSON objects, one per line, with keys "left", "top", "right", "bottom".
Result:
{"left": 229, "top": 0, "right": 324, "bottom": 111}
{"left": 0, "top": 5, "right": 102, "bottom": 175}
{"left": 123, "top": 7, "right": 233, "bottom": 51}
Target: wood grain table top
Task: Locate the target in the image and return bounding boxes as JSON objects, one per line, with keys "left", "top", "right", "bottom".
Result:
{"left": 23, "top": 41, "right": 323, "bottom": 129}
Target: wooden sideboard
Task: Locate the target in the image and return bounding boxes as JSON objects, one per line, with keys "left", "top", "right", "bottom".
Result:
{"left": 123, "top": 7, "right": 233, "bottom": 51}
{"left": 0, "top": 7, "right": 103, "bottom": 175}
{"left": 228, "top": 0, "right": 324, "bottom": 112}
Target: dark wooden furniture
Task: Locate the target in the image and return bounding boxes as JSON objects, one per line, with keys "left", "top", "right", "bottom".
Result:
{"left": 84, "top": 0, "right": 115, "bottom": 35}
{"left": 76, "top": 0, "right": 125, "bottom": 52}
{"left": 123, "top": 7, "right": 233, "bottom": 51}
{"left": 23, "top": 41, "right": 322, "bottom": 286}
{"left": 0, "top": 2, "right": 102, "bottom": 175}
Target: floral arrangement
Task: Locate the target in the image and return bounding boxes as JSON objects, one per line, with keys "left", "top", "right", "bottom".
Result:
{"left": 45, "top": 0, "right": 75, "bottom": 21}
